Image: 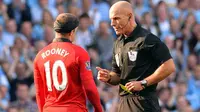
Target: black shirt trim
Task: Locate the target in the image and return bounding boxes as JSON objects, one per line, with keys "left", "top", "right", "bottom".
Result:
{"left": 52, "top": 38, "right": 72, "bottom": 43}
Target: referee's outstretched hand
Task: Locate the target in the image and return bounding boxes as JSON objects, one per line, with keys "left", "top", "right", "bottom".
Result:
{"left": 96, "top": 67, "right": 111, "bottom": 83}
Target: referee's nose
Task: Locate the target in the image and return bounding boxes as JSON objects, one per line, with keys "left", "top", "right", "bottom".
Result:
{"left": 110, "top": 19, "right": 116, "bottom": 27}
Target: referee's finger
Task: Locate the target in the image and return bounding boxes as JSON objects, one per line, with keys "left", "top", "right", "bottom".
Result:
{"left": 102, "top": 69, "right": 110, "bottom": 73}
{"left": 96, "top": 67, "right": 109, "bottom": 74}
{"left": 98, "top": 76, "right": 108, "bottom": 82}
{"left": 125, "top": 84, "right": 132, "bottom": 89}
{"left": 99, "top": 71, "right": 108, "bottom": 76}
{"left": 125, "top": 82, "right": 132, "bottom": 87}
{"left": 128, "top": 85, "right": 135, "bottom": 91}
{"left": 96, "top": 66, "right": 103, "bottom": 71}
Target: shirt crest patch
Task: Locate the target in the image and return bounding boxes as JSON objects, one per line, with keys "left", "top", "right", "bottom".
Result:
{"left": 85, "top": 61, "right": 91, "bottom": 70}
{"left": 128, "top": 50, "right": 138, "bottom": 61}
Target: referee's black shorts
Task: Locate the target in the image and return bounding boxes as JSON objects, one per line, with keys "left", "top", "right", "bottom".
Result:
{"left": 118, "top": 92, "right": 161, "bottom": 112}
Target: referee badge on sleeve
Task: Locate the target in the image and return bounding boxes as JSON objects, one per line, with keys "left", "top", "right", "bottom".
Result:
{"left": 128, "top": 50, "right": 138, "bottom": 61}
{"left": 85, "top": 61, "right": 91, "bottom": 70}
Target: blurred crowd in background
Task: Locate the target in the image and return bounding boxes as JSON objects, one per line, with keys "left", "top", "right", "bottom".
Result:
{"left": 0, "top": 0, "right": 200, "bottom": 112}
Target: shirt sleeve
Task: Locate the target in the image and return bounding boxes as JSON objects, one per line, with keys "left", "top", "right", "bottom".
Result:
{"left": 76, "top": 48, "right": 103, "bottom": 112}
{"left": 76, "top": 49, "right": 93, "bottom": 81}
{"left": 111, "top": 42, "right": 121, "bottom": 75}
{"left": 145, "top": 34, "right": 172, "bottom": 64}
{"left": 34, "top": 60, "right": 45, "bottom": 112}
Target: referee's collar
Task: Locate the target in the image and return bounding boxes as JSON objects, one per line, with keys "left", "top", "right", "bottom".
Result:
{"left": 119, "top": 24, "right": 141, "bottom": 41}
{"left": 52, "top": 38, "right": 72, "bottom": 43}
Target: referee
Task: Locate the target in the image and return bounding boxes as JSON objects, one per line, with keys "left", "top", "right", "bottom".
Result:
{"left": 96, "top": 1, "right": 176, "bottom": 112}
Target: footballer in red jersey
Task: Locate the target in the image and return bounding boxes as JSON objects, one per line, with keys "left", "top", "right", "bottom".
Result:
{"left": 34, "top": 13, "right": 103, "bottom": 112}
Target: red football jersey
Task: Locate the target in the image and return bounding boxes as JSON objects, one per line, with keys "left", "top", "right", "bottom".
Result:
{"left": 34, "top": 41, "right": 97, "bottom": 112}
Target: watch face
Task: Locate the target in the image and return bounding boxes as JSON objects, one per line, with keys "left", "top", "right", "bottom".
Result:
{"left": 141, "top": 80, "right": 147, "bottom": 86}
{"left": 141, "top": 80, "right": 145, "bottom": 84}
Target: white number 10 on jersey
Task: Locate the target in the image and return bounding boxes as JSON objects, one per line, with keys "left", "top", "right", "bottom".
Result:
{"left": 44, "top": 60, "right": 68, "bottom": 91}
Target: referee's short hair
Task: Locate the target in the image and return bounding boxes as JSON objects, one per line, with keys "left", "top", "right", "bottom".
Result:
{"left": 53, "top": 13, "right": 79, "bottom": 33}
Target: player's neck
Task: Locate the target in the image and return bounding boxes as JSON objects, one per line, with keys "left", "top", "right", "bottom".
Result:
{"left": 55, "top": 33, "right": 72, "bottom": 41}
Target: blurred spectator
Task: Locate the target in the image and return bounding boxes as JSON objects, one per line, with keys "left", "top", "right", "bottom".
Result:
{"left": 42, "top": 10, "right": 54, "bottom": 27}
{"left": 175, "top": 95, "right": 193, "bottom": 112}
{"left": 183, "top": 12, "right": 196, "bottom": 31}
{"left": 158, "top": 87, "right": 172, "bottom": 110}
{"left": 7, "top": 106, "right": 18, "bottom": 112}
{"left": 75, "top": 13, "right": 93, "bottom": 49}
{"left": 134, "top": 0, "right": 151, "bottom": 22}
{"left": 93, "top": 21, "right": 114, "bottom": 69}
{"left": 151, "top": 0, "right": 177, "bottom": 8}
{"left": 29, "top": 84, "right": 36, "bottom": 102}
{"left": 7, "top": 0, "right": 32, "bottom": 30}
{"left": 0, "top": 84, "right": 9, "bottom": 112}
{"left": 141, "top": 12, "right": 158, "bottom": 36}
{"left": 193, "top": 0, "right": 200, "bottom": 24}
{"left": 34, "top": 40, "right": 47, "bottom": 54}
{"left": 88, "top": 5, "right": 101, "bottom": 32}
{"left": 187, "top": 65, "right": 200, "bottom": 95}
{"left": 0, "top": 25, "right": 7, "bottom": 60}
{"left": 87, "top": 45, "right": 101, "bottom": 77}
{"left": 32, "top": 9, "right": 54, "bottom": 41}
{"left": 164, "top": 35, "right": 184, "bottom": 72}
{"left": 169, "top": 0, "right": 189, "bottom": 21}
{"left": 187, "top": 54, "right": 198, "bottom": 72}
{"left": 191, "top": 24, "right": 200, "bottom": 55}
{"left": 31, "top": 0, "right": 58, "bottom": 24}
{"left": 10, "top": 82, "right": 38, "bottom": 112}
{"left": 0, "top": 0, "right": 8, "bottom": 26}
{"left": 67, "top": 5, "right": 81, "bottom": 17}
{"left": 2, "top": 19, "right": 26, "bottom": 47}
{"left": 20, "top": 21, "right": 36, "bottom": 46}
{"left": 0, "top": 64, "right": 9, "bottom": 87}
{"left": 169, "top": 18, "right": 182, "bottom": 38}
{"left": 175, "top": 38, "right": 184, "bottom": 71}
{"left": 186, "top": 65, "right": 200, "bottom": 110}
{"left": 155, "top": 1, "right": 171, "bottom": 39}
{"left": 43, "top": 25, "right": 54, "bottom": 44}
{"left": 9, "top": 46, "right": 33, "bottom": 101}
{"left": 90, "top": 0, "right": 110, "bottom": 22}
{"left": 56, "top": 3, "right": 65, "bottom": 14}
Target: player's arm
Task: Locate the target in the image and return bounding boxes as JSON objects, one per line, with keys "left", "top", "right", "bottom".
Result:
{"left": 77, "top": 50, "right": 103, "bottom": 112}
{"left": 125, "top": 35, "right": 176, "bottom": 91}
{"left": 145, "top": 35, "right": 176, "bottom": 86}
{"left": 34, "top": 60, "right": 45, "bottom": 112}
{"left": 145, "top": 47, "right": 175, "bottom": 86}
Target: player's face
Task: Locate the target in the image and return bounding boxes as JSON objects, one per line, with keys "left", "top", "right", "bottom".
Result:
{"left": 110, "top": 9, "right": 129, "bottom": 35}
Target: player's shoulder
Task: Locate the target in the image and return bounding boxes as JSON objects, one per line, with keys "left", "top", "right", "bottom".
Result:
{"left": 34, "top": 44, "right": 51, "bottom": 62}
{"left": 72, "top": 44, "right": 89, "bottom": 56}
{"left": 72, "top": 44, "right": 87, "bottom": 53}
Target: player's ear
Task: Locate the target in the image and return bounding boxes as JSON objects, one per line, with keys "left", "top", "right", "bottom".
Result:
{"left": 69, "top": 30, "right": 74, "bottom": 36}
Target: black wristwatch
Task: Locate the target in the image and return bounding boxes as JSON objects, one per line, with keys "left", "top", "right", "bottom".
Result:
{"left": 140, "top": 80, "right": 148, "bottom": 88}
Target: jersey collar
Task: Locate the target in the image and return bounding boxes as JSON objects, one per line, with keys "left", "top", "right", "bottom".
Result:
{"left": 119, "top": 24, "right": 141, "bottom": 41}
{"left": 52, "top": 38, "right": 72, "bottom": 43}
